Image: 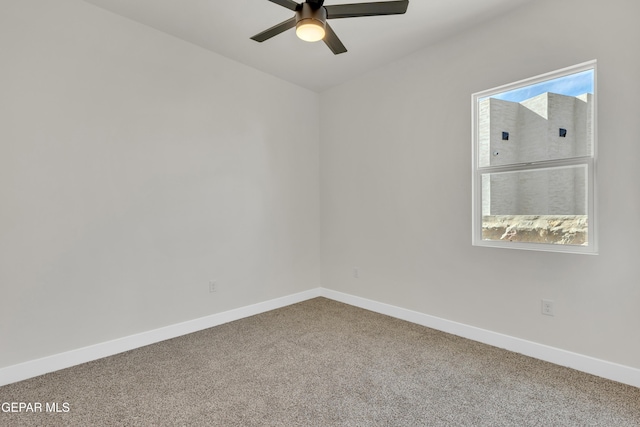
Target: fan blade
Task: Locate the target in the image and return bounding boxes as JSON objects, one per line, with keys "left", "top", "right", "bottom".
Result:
{"left": 323, "top": 23, "right": 347, "bottom": 55}
{"left": 251, "top": 17, "right": 297, "bottom": 42}
{"left": 325, "top": 0, "right": 408, "bottom": 19}
{"left": 267, "top": 0, "right": 300, "bottom": 11}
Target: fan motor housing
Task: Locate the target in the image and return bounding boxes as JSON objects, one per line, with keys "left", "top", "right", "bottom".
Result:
{"left": 296, "top": 3, "right": 327, "bottom": 30}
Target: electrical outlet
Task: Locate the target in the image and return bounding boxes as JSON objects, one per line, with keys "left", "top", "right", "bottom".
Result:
{"left": 209, "top": 281, "right": 217, "bottom": 293}
{"left": 541, "top": 299, "right": 554, "bottom": 316}
{"left": 353, "top": 268, "right": 359, "bottom": 279}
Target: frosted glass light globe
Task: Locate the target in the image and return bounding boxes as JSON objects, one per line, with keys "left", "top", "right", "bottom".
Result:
{"left": 296, "top": 21, "right": 325, "bottom": 42}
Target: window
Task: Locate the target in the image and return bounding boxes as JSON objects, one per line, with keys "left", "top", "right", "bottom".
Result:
{"left": 472, "top": 61, "right": 597, "bottom": 254}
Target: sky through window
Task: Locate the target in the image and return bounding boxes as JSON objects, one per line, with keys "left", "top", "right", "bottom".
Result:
{"left": 483, "top": 70, "right": 594, "bottom": 103}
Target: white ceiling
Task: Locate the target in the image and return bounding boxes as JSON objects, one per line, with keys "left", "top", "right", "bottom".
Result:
{"left": 83, "top": 0, "right": 532, "bottom": 92}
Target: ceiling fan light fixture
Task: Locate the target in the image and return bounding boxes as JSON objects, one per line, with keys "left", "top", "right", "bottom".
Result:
{"left": 296, "top": 20, "right": 325, "bottom": 42}
{"left": 251, "top": 0, "right": 409, "bottom": 55}
{"left": 295, "top": 3, "right": 327, "bottom": 42}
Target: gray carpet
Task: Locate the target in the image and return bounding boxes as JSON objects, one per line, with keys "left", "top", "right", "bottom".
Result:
{"left": 1, "top": 297, "right": 638, "bottom": 426}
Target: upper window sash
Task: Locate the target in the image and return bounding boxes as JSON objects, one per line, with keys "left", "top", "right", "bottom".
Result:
{"left": 472, "top": 60, "right": 597, "bottom": 169}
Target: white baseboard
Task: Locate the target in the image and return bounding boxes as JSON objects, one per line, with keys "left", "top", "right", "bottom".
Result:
{"left": 319, "top": 288, "right": 640, "bottom": 389}
{"left": 3, "top": 286, "right": 638, "bottom": 389}
{"left": 0, "top": 288, "right": 322, "bottom": 387}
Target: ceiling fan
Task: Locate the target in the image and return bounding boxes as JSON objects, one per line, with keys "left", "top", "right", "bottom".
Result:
{"left": 251, "top": 0, "right": 409, "bottom": 55}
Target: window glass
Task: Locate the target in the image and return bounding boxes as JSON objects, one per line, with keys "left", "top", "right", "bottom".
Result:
{"left": 481, "top": 165, "right": 588, "bottom": 246}
{"left": 478, "top": 69, "right": 594, "bottom": 167}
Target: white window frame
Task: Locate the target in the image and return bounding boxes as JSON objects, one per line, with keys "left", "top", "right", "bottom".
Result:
{"left": 471, "top": 60, "right": 598, "bottom": 254}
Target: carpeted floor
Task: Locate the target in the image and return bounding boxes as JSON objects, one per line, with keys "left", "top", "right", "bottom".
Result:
{"left": 1, "top": 297, "right": 638, "bottom": 426}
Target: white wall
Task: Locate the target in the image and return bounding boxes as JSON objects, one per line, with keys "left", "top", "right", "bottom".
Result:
{"left": 0, "top": 0, "right": 320, "bottom": 369}
{"left": 320, "top": 0, "right": 640, "bottom": 369}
